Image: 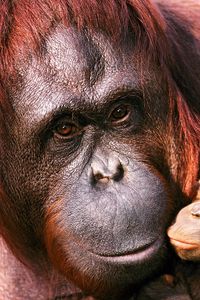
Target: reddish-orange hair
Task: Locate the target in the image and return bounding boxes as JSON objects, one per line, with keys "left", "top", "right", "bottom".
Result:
{"left": 0, "top": 0, "right": 199, "bottom": 197}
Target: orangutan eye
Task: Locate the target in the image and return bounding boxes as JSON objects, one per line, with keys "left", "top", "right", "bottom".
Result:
{"left": 54, "top": 121, "right": 81, "bottom": 139}
{"left": 109, "top": 104, "right": 131, "bottom": 124}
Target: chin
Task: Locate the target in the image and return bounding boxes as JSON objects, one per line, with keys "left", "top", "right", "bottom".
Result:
{"left": 50, "top": 237, "right": 167, "bottom": 300}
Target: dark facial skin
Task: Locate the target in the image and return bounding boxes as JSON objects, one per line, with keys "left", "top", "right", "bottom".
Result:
{"left": 2, "top": 26, "right": 175, "bottom": 300}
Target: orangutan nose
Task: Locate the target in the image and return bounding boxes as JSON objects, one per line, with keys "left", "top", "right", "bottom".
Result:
{"left": 90, "top": 153, "right": 124, "bottom": 184}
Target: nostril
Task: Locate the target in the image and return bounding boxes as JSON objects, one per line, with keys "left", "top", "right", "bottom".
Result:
{"left": 90, "top": 169, "right": 110, "bottom": 185}
{"left": 95, "top": 173, "right": 103, "bottom": 181}
{"left": 90, "top": 156, "right": 124, "bottom": 185}
{"left": 94, "top": 173, "right": 110, "bottom": 184}
{"left": 191, "top": 203, "right": 200, "bottom": 217}
{"left": 112, "top": 163, "right": 124, "bottom": 182}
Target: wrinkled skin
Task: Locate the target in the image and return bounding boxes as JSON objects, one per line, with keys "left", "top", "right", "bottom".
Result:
{"left": 2, "top": 26, "right": 175, "bottom": 300}
{"left": 168, "top": 186, "right": 200, "bottom": 261}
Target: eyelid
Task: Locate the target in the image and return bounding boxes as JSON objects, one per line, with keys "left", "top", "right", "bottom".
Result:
{"left": 107, "top": 103, "right": 132, "bottom": 123}
{"left": 53, "top": 129, "right": 84, "bottom": 141}
{"left": 107, "top": 93, "right": 140, "bottom": 113}
{"left": 53, "top": 118, "right": 83, "bottom": 138}
{"left": 48, "top": 112, "right": 77, "bottom": 130}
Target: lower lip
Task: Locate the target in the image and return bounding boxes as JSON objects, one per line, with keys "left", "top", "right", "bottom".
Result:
{"left": 92, "top": 239, "right": 162, "bottom": 264}
{"left": 170, "top": 238, "right": 198, "bottom": 250}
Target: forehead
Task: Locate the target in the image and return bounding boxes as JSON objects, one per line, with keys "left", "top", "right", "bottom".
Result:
{"left": 28, "top": 26, "right": 138, "bottom": 91}
{"left": 11, "top": 26, "right": 145, "bottom": 124}
{"left": 45, "top": 26, "right": 135, "bottom": 81}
